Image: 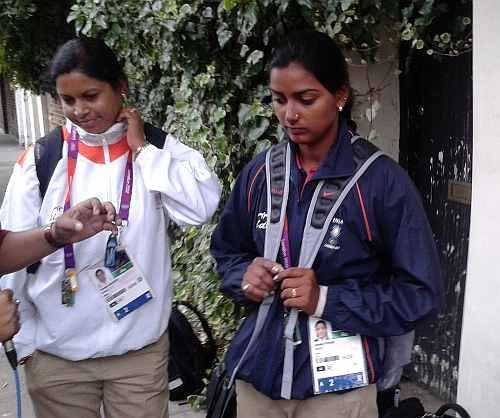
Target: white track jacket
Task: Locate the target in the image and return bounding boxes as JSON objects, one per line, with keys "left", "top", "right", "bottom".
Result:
{"left": 0, "top": 120, "right": 221, "bottom": 360}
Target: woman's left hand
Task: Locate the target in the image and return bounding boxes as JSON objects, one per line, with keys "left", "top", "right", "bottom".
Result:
{"left": 275, "top": 267, "right": 320, "bottom": 315}
{"left": 118, "top": 107, "right": 145, "bottom": 152}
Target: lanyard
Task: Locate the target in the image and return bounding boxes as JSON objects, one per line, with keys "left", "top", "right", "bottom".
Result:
{"left": 63, "top": 127, "right": 132, "bottom": 270}
{"left": 280, "top": 218, "right": 292, "bottom": 269}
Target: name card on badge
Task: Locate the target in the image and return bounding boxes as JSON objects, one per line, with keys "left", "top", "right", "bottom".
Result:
{"left": 85, "top": 248, "right": 153, "bottom": 321}
{"left": 308, "top": 317, "right": 369, "bottom": 394}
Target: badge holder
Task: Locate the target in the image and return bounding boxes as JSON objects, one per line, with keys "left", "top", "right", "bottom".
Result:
{"left": 62, "top": 269, "right": 78, "bottom": 307}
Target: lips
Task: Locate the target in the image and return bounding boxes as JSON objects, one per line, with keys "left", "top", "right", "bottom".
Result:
{"left": 77, "top": 119, "right": 99, "bottom": 131}
{"left": 288, "top": 127, "right": 308, "bottom": 135}
{"left": 78, "top": 119, "right": 95, "bottom": 126}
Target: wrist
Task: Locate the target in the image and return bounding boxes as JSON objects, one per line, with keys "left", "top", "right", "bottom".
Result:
{"left": 134, "top": 140, "right": 151, "bottom": 161}
{"left": 43, "top": 222, "right": 66, "bottom": 249}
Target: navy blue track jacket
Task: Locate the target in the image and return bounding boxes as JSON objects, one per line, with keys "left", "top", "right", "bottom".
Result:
{"left": 210, "top": 119, "right": 442, "bottom": 400}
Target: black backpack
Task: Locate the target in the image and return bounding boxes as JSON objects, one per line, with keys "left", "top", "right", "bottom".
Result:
{"left": 168, "top": 301, "right": 217, "bottom": 401}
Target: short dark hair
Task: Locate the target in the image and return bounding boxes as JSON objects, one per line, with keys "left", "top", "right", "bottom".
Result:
{"left": 50, "top": 38, "right": 126, "bottom": 89}
{"left": 270, "top": 30, "right": 350, "bottom": 96}
{"left": 315, "top": 320, "right": 327, "bottom": 328}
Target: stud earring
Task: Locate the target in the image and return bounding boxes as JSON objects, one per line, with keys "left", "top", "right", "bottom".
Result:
{"left": 338, "top": 104, "right": 344, "bottom": 112}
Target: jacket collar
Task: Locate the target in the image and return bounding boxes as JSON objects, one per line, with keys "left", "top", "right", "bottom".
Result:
{"left": 65, "top": 119, "right": 127, "bottom": 146}
{"left": 289, "top": 118, "right": 356, "bottom": 180}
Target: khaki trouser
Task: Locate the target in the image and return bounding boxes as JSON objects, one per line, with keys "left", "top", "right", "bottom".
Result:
{"left": 236, "top": 380, "right": 378, "bottom": 418}
{"left": 25, "top": 333, "right": 169, "bottom": 418}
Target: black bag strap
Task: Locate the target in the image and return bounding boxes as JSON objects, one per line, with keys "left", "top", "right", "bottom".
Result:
{"left": 34, "top": 127, "right": 64, "bottom": 200}
{"left": 144, "top": 123, "right": 168, "bottom": 149}
{"left": 434, "top": 403, "right": 471, "bottom": 418}
{"left": 174, "top": 300, "right": 217, "bottom": 363}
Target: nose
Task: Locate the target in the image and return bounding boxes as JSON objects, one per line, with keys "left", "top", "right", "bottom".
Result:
{"left": 285, "top": 106, "right": 299, "bottom": 125}
{"left": 74, "top": 101, "right": 89, "bottom": 118}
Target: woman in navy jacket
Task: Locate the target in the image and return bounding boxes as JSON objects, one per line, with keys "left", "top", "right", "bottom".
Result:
{"left": 210, "top": 30, "right": 442, "bottom": 418}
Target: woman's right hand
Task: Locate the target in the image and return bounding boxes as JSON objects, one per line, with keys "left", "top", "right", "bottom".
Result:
{"left": 0, "top": 290, "right": 20, "bottom": 343}
{"left": 241, "top": 258, "right": 283, "bottom": 303}
{"left": 52, "top": 198, "right": 121, "bottom": 245}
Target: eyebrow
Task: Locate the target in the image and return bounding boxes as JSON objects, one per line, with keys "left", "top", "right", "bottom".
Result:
{"left": 270, "top": 88, "right": 320, "bottom": 95}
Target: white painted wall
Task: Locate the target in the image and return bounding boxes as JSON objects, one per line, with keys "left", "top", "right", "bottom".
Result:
{"left": 457, "top": 1, "right": 500, "bottom": 414}
{"left": 348, "top": 41, "right": 400, "bottom": 161}
{"left": 14, "top": 89, "right": 48, "bottom": 146}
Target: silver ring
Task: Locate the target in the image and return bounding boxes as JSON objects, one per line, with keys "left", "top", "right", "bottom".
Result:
{"left": 14, "top": 299, "right": 20, "bottom": 305}
{"left": 242, "top": 283, "right": 251, "bottom": 292}
{"left": 291, "top": 288, "right": 297, "bottom": 298}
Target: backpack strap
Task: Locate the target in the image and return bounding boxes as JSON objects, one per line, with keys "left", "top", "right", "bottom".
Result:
{"left": 34, "top": 127, "right": 64, "bottom": 200}
{"left": 264, "top": 142, "right": 290, "bottom": 262}
{"left": 144, "top": 122, "right": 167, "bottom": 149}
{"left": 27, "top": 128, "right": 65, "bottom": 274}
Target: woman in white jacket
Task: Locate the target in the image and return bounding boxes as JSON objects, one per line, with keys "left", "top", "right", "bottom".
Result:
{"left": 0, "top": 38, "right": 220, "bottom": 418}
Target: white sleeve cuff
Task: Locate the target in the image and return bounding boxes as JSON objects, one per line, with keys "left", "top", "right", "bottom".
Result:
{"left": 313, "top": 285, "right": 328, "bottom": 317}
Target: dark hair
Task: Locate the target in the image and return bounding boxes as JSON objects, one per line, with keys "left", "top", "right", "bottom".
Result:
{"left": 315, "top": 320, "right": 327, "bottom": 327}
{"left": 50, "top": 38, "right": 126, "bottom": 89}
{"left": 270, "top": 30, "right": 350, "bottom": 96}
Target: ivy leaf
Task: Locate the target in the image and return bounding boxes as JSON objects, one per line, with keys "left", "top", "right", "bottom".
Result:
{"left": 223, "top": 0, "right": 239, "bottom": 12}
{"left": 341, "top": 0, "right": 354, "bottom": 12}
{"left": 238, "top": 104, "right": 251, "bottom": 125}
{"left": 202, "top": 7, "right": 213, "bottom": 19}
{"left": 297, "top": 0, "right": 313, "bottom": 8}
{"left": 248, "top": 118, "right": 270, "bottom": 142}
{"left": 240, "top": 44, "right": 249, "bottom": 57}
{"left": 217, "top": 24, "right": 232, "bottom": 48}
{"left": 246, "top": 50, "right": 264, "bottom": 65}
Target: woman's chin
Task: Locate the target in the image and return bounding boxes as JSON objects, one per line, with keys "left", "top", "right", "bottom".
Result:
{"left": 77, "top": 120, "right": 111, "bottom": 134}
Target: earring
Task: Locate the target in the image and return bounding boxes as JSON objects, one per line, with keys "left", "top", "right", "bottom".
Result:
{"left": 121, "top": 92, "right": 127, "bottom": 101}
{"left": 338, "top": 104, "right": 344, "bottom": 112}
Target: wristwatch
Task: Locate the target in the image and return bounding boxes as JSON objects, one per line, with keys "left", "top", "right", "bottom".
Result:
{"left": 43, "top": 222, "right": 66, "bottom": 249}
{"left": 134, "top": 141, "right": 151, "bottom": 161}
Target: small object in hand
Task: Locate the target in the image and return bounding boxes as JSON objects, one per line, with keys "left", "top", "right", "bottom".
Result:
{"left": 291, "top": 288, "right": 297, "bottom": 298}
{"left": 104, "top": 233, "right": 118, "bottom": 269}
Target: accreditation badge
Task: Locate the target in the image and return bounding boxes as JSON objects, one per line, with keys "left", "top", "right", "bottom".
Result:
{"left": 84, "top": 247, "right": 153, "bottom": 321}
{"left": 308, "top": 316, "right": 369, "bottom": 394}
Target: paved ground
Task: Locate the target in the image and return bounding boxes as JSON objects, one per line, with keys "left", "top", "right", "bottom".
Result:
{"left": 0, "top": 133, "right": 444, "bottom": 417}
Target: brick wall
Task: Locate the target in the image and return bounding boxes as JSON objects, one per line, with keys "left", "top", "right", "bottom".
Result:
{"left": 47, "top": 95, "right": 65, "bottom": 130}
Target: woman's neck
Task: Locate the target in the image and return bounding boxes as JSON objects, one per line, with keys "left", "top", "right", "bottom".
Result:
{"left": 296, "top": 122, "right": 339, "bottom": 172}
